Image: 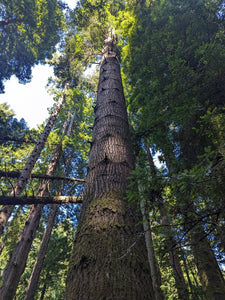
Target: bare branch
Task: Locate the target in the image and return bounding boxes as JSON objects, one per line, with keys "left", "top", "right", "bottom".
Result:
{"left": 0, "top": 171, "right": 85, "bottom": 183}
{"left": 0, "top": 195, "right": 83, "bottom": 205}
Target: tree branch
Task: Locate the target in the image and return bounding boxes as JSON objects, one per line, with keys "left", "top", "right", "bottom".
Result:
{"left": 0, "top": 195, "right": 83, "bottom": 205}
{"left": 0, "top": 171, "right": 85, "bottom": 183}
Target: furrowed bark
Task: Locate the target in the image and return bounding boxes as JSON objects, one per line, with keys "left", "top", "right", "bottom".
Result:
{"left": 65, "top": 32, "right": 153, "bottom": 299}
{"left": 0, "top": 83, "right": 68, "bottom": 235}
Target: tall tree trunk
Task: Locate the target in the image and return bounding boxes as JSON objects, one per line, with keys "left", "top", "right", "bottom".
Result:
{"left": 0, "top": 147, "right": 62, "bottom": 300}
{"left": 24, "top": 111, "right": 77, "bottom": 300}
{"left": 160, "top": 146, "right": 225, "bottom": 299}
{"left": 189, "top": 224, "right": 225, "bottom": 300}
{"left": 0, "top": 204, "right": 43, "bottom": 300}
{"left": 65, "top": 31, "right": 153, "bottom": 299}
{"left": 0, "top": 83, "right": 68, "bottom": 235}
{"left": 144, "top": 145, "right": 189, "bottom": 299}
{"left": 140, "top": 196, "right": 164, "bottom": 300}
{"left": 159, "top": 199, "right": 190, "bottom": 299}
{"left": 181, "top": 249, "right": 196, "bottom": 299}
{"left": 24, "top": 204, "right": 59, "bottom": 300}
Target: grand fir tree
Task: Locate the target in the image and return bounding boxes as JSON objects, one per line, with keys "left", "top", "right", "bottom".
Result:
{"left": 65, "top": 28, "right": 153, "bottom": 298}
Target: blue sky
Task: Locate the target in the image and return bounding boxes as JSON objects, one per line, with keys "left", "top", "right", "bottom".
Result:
{"left": 0, "top": 65, "right": 54, "bottom": 128}
{"left": 0, "top": 0, "right": 78, "bottom": 129}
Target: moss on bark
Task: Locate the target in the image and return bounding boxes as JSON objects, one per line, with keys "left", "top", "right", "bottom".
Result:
{"left": 66, "top": 192, "right": 153, "bottom": 300}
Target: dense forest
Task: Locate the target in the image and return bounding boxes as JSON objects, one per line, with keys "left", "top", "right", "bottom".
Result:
{"left": 0, "top": 0, "right": 225, "bottom": 299}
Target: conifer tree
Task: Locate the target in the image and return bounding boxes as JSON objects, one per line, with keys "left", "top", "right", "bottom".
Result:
{"left": 65, "top": 30, "right": 153, "bottom": 299}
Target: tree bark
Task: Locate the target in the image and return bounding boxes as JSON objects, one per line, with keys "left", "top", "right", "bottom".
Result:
{"left": 65, "top": 32, "right": 153, "bottom": 299}
{"left": 25, "top": 112, "right": 78, "bottom": 299}
{"left": 0, "top": 204, "right": 43, "bottom": 300}
{"left": 140, "top": 196, "right": 164, "bottom": 300}
{"left": 144, "top": 145, "right": 189, "bottom": 299}
{"left": 0, "top": 83, "right": 68, "bottom": 235}
{"left": 24, "top": 204, "right": 59, "bottom": 300}
{"left": 0, "top": 146, "right": 62, "bottom": 299}
{"left": 159, "top": 199, "right": 190, "bottom": 299}
{"left": 190, "top": 224, "right": 225, "bottom": 300}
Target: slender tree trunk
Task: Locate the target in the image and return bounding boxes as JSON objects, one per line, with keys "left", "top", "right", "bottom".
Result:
{"left": 0, "top": 83, "right": 68, "bottom": 235}
{"left": 39, "top": 283, "right": 47, "bottom": 300}
{"left": 25, "top": 111, "right": 77, "bottom": 300}
{"left": 140, "top": 196, "right": 164, "bottom": 300}
{"left": 65, "top": 31, "right": 153, "bottom": 299}
{"left": 144, "top": 145, "right": 189, "bottom": 299}
{"left": 24, "top": 204, "right": 59, "bottom": 300}
{"left": 161, "top": 146, "right": 225, "bottom": 299}
{"left": 159, "top": 199, "right": 190, "bottom": 299}
{"left": 0, "top": 204, "right": 43, "bottom": 300}
{"left": 181, "top": 250, "right": 196, "bottom": 298}
{"left": 0, "top": 147, "right": 62, "bottom": 300}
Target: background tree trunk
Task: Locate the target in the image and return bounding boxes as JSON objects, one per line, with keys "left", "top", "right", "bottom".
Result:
{"left": 140, "top": 196, "right": 164, "bottom": 300}
{"left": 144, "top": 145, "right": 189, "bottom": 299}
{"left": 0, "top": 147, "right": 62, "bottom": 300}
{"left": 0, "top": 204, "right": 43, "bottom": 300}
{"left": 0, "top": 83, "right": 68, "bottom": 235}
{"left": 25, "top": 112, "right": 77, "bottom": 299}
{"left": 190, "top": 224, "right": 225, "bottom": 300}
{"left": 65, "top": 32, "right": 153, "bottom": 299}
{"left": 24, "top": 204, "right": 59, "bottom": 300}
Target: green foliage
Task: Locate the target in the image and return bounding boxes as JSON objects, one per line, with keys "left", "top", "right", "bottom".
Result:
{"left": 0, "top": 0, "right": 64, "bottom": 92}
{"left": 0, "top": 103, "right": 39, "bottom": 194}
{"left": 1, "top": 0, "right": 225, "bottom": 299}
{"left": 14, "top": 214, "right": 76, "bottom": 299}
{"left": 121, "top": 1, "right": 225, "bottom": 297}
{"left": 0, "top": 206, "right": 31, "bottom": 283}
{"left": 33, "top": 219, "right": 75, "bottom": 299}
{"left": 122, "top": 0, "right": 225, "bottom": 223}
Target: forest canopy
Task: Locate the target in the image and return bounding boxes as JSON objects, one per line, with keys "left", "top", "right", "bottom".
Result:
{"left": 0, "top": 0, "right": 225, "bottom": 299}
